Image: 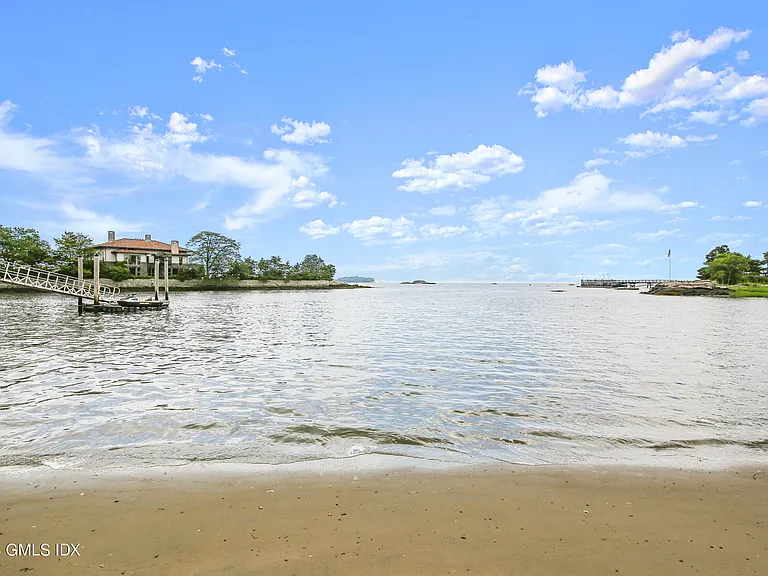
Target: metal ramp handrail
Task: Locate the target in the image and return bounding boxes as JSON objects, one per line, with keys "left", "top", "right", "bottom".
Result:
{"left": 0, "top": 260, "right": 120, "bottom": 301}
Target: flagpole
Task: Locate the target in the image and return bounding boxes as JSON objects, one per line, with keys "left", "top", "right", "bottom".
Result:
{"left": 668, "top": 248, "right": 671, "bottom": 281}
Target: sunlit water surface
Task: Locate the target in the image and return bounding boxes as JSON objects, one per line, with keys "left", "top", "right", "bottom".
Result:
{"left": 1, "top": 284, "right": 766, "bottom": 471}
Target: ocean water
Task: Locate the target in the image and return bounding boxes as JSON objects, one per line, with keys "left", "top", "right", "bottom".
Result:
{"left": 1, "top": 284, "right": 766, "bottom": 471}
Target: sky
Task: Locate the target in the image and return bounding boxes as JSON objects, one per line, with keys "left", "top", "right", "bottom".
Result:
{"left": 1, "top": 1, "right": 767, "bottom": 282}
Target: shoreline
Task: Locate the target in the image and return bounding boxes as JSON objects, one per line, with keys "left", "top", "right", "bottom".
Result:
{"left": 2, "top": 460, "right": 765, "bottom": 575}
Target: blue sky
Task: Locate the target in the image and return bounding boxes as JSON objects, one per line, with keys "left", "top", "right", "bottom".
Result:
{"left": 1, "top": 1, "right": 766, "bottom": 281}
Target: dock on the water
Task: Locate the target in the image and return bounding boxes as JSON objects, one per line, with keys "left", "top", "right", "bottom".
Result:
{"left": 580, "top": 279, "right": 678, "bottom": 289}
{"left": 1, "top": 254, "right": 172, "bottom": 315}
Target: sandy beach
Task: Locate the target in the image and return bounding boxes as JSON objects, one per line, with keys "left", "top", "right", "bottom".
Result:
{"left": 2, "top": 463, "right": 766, "bottom": 575}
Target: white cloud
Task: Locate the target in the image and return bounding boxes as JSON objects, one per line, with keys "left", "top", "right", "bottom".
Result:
{"left": 428, "top": 205, "right": 460, "bottom": 216}
{"left": 392, "top": 144, "right": 524, "bottom": 193}
{"left": 198, "top": 113, "right": 213, "bottom": 122}
{"left": 518, "top": 61, "right": 587, "bottom": 117}
{"left": 127, "top": 105, "right": 161, "bottom": 120}
{"left": 342, "top": 216, "right": 415, "bottom": 244}
{"left": 743, "top": 98, "right": 768, "bottom": 125}
{"left": 617, "top": 130, "right": 717, "bottom": 157}
{"left": 583, "top": 158, "right": 610, "bottom": 168}
{"left": 0, "top": 101, "right": 75, "bottom": 175}
{"left": 222, "top": 47, "right": 236, "bottom": 57}
{"left": 468, "top": 170, "right": 661, "bottom": 238}
{"left": 656, "top": 201, "right": 699, "bottom": 213}
{"left": 667, "top": 216, "right": 689, "bottom": 223}
{"left": 0, "top": 100, "right": 332, "bottom": 230}
{"left": 634, "top": 229, "right": 680, "bottom": 241}
{"left": 521, "top": 28, "right": 764, "bottom": 122}
{"left": 270, "top": 117, "right": 331, "bottom": 145}
{"left": 56, "top": 203, "right": 144, "bottom": 239}
{"left": 299, "top": 219, "right": 340, "bottom": 239}
{"left": 190, "top": 56, "right": 221, "bottom": 82}
{"left": 292, "top": 189, "right": 338, "bottom": 209}
{"left": 697, "top": 232, "right": 743, "bottom": 246}
{"left": 743, "top": 200, "right": 763, "bottom": 208}
{"left": 685, "top": 134, "right": 717, "bottom": 143}
{"left": 619, "top": 130, "right": 686, "bottom": 150}
{"left": 689, "top": 109, "right": 721, "bottom": 124}
{"left": 736, "top": 50, "right": 750, "bottom": 63}
{"left": 419, "top": 224, "right": 469, "bottom": 238}
{"left": 710, "top": 215, "right": 727, "bottom": 221}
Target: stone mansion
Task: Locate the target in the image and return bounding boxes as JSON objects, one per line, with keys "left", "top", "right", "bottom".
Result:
{"left": 92, "top": 232, "right": 192, "bottom": 276}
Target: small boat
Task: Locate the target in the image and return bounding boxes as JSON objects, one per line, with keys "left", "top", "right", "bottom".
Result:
{"left": 117, "top": 295, "right": 168, "bottom": 308}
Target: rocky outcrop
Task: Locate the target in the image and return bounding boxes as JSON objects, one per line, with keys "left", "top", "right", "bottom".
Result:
{"left": 646, "top": 280, "right": 730, "bottom": 297}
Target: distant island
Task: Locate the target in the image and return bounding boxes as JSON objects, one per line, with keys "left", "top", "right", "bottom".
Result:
{"left": 400, "top": 280, "right": 435, "bottom": 285}
{"left": 337, "top": 276, "right": 375, "bottom": 283}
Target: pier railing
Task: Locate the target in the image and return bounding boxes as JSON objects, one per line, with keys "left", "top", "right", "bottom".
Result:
{"left": 0, "top": 260, "right": 120, "bottom": 301}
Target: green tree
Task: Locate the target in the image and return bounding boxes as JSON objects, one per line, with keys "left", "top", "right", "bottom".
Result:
{"left": 52, "top": 231, "right": 95, "bottom": 275}
{"left": 187, "top": 231, "right": 241, "bottom": 279}
{"left": 705, "top": 253, "right": 750, "bottom": 285}
{"left": 254, "top": 256, "right": 291, "bottom": 279}
{"left": 100, "top": 263, "right": 133, "bottom": 281}
{"left": 0, "top": 225, "right": 52, "bottom": 266}
{"left": 227, "top": 259, "right": 254, "bottom": 279}
{"left": 746, "top": 255, "right": 763, "bottom": 275}
{"left": 176, "top": 264, "right": 204, "bottom": 281}
{"left": 697, "top": 245, "right": 730, "bottom": 280}
{"left": 761, "top": 251, "right": 768, "bottom": 277}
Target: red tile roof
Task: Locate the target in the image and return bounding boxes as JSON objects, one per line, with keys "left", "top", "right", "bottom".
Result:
{"left": 93, "top": 238, "right": 191, "bottom": 252}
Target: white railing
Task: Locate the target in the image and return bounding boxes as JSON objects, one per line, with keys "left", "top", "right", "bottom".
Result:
{"left": 0, "top": 260, "right": 120, "bottom": 301}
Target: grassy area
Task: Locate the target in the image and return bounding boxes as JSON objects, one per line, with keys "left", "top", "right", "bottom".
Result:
{"left": 729, "top": 283, "right": 768, "bottom": 298}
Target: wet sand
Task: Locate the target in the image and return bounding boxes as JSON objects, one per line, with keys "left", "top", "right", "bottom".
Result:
{"left": 1, "top": 464, "right": 766, "bottom": 575}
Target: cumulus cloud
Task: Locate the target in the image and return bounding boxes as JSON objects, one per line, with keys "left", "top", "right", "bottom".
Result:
{"left": 342, "top": 216, "right": 416, "bottom": 244}
{"left": 190, "top": 56, "right": 221, "bottom": 82}
{"left": 299, "top": 219, "right": 340, "bottom": 239}
{"left": 392, "top": 144, "right": 524, "bottom": 193}
{"left": 198, "top": 113, "right": 213, "bottom": 122}
{"left": 222, "top": 47, "right": 236, "bottom": 57}
{"left": 467, "top": 170, "right": 661, "bottom": 238}
{"left": 689, "top": 109, "right": 721, "bottom": 124}
{"left": 618, "top": 130, "right": 717, "bottom": 158}
{"left": 743, "top": 200, "right": 763, "bottom": 208}
{"left": 634, "top": 229, "right": 680, "bottom": 241}
{"left": 270, "top": 117, "right": 331, "bottom": 145}
{"left": 292, "top": 189, "right": 338, "bottom": 209}
{"left": 520, "top": 27, "right": 766, "bottom": 124}
{"left": 0, "top": 100, "right": 333, "bottom": 229}
{"left": 736, "top": 50, "right": 750, "bottom": 63}
{"left": 428, "top": 205, "right": 460, "bottom": 216}
{"left": 656, "top": 201, "right": 700, "bottom": 213}
{"left": 584, "top": 158, "right": 610, "bottom": 168}
{"left": 419, "top": 224, "right": 469, "bottom": 238}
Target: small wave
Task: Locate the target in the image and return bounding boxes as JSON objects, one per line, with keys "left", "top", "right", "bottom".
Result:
{"left": 277, "top": 424, "right": 452, "bottom": 447}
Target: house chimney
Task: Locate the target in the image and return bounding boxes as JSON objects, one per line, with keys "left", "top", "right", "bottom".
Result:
{"left": 145, "top": 234, "right": 152, "bottom": 242}
{"left": 171, "top": 240, "right": 179, "bottom": 255}
{"left": 108, "top": 231, "right": 116, "bottom": 242}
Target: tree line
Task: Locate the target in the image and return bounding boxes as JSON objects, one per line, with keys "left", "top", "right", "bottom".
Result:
{"left": 0, "top": 226, "right": 336, "bottom": 282}
{"left": 185, "top": 231, "right": 336, "bottom": 281}
{"left": 696, "top": 245, "right": 768, "bottom": 285}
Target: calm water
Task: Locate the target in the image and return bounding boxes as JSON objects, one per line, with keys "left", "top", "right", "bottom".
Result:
{"left": 1, "top": 284, "right": 767, "bottom": 471}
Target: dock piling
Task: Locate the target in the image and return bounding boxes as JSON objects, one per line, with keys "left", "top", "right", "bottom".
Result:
{"left": 77, "top": 256, "right": 83, "bottom": 315}
{"left": 93, "top": 254, "right": 100, "bottom": 306}
{"left": 154, "top": 257, "right": 160, "bottom": 301}
{"left": 164, "top": 257, "right": 169, "bottom": 301}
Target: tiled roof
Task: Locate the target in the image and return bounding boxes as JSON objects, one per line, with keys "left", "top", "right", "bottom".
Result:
{"left": 93, "top": 238, "right": 191, "bottom": 252}
{"left": 107, "top": 248, "right": 190, "bottom": 255}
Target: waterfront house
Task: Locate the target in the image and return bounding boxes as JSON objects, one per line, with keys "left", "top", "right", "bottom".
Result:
{"left": 93, "top": 231, "right": 192, "bottom": 276}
